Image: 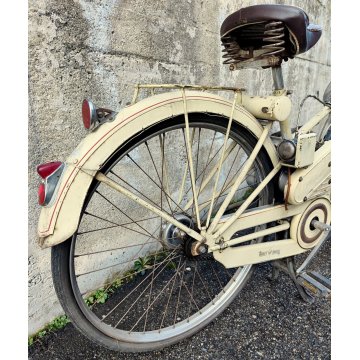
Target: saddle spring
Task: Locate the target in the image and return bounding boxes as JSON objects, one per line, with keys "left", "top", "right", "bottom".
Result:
{"left": 221, "top": 21, "right": 286, "bottom": 65}
{"left": 221, "top": 35, "right": 244, "bottom": 64}
{"left": 262, "top": 21, "right": 286, "bottom": 56}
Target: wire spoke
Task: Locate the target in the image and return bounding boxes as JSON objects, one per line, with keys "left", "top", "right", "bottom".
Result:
{"left": 109, "top": 170, "right": 172, "bottom": 217}
{"left": 143, "top": 249, "right": 158, "bottom": 332}
{"left": 126, "top": 138, "right": 174, "bottom": 216}
{"left": 199, "top": 159, "right": 257, "bottom": 222}
{"left": 95, "top": 190, "right": 156, "bottom": 238}
{"left": 204, "top": 93, "right": 239, "bottom": 228}
{"left": 159, "top": 257, "right": 184, "bottom": 330}
{"left": 212, "top": 145, "right": 243, "bottom": 209}
{"left": 179, "top": 271, "right": 200, "bottom": 312}
{"left": 209, "top": 261, "right": 225, "bottom": 293}
{"left": 76, "top": 223, "right": 163, "bottom": 278}
{"left": 130, "top": 260, "right": 187, "bottom": 332}
{"left": 83, "top": 211, "right": 157, "bottom": 240}
{"left": 177, "top": 128, "right": 196, "bottom": 204}
{"left": 114, "top": 252, "right": 181, "bottom": 328}
{"left": 173, "top": 256, "right": 186, "bottom": 325}
{"left": 80, "top": 251, "right": 170, "bottom": 298}
{"left": 199, "top": 147, "right": 245, "bottom": 220}
{"left": 194, "top": 262, "right": 213, "bottom": 302}
{"left": 183, "top": 140, "right": 237, "bottom": 213}
{"left": 145, "top": 140, "right": 167, "bottom": 218}
{"left": 198, "top": 131, "right": 216, "bottom": 197}
{"left": 77, "top": 215, "right": 160, "bottom": 236}
{"left": 200, "top": 184, "right": 265, "bottom": 224}
{"left": 182, "top": 132, "right": 223, "bottom": 201}
{"left": 74, "top": 240, "right": 160, "bottom": 258}
{"left": 187, "top": 261, "right": 199, "bottom": 319}
{"left": 159, "top": 133, "right": 176, "bottom": 215}
{"left": 100, "top": 249, "right": 179, "bottom": 322}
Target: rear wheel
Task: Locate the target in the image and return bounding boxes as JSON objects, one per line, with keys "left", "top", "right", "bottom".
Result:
{"left": 52, "top": 113, "right": 274, "bottom": 352}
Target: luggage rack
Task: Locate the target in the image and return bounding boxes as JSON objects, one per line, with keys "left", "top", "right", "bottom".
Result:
{"left": 131, "top": 84, "right": 246, "bottom": 105}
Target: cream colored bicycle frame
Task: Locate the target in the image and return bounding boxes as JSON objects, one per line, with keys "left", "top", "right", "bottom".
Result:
{"left": 38, "top": 84, "right": 330, "bottom": 269}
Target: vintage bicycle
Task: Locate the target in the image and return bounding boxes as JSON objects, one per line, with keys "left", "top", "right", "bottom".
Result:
{"left": 36, "top": 4, "right": 331, "bottom": 352}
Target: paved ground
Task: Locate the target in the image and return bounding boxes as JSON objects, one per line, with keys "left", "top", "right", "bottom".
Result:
{"left": 29, "top": 241, "right": 330, "bottom": 360}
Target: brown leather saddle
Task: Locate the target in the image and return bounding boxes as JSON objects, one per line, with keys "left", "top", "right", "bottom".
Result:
{"left": 220, "top": 4, "right": 322, "bottom": 65}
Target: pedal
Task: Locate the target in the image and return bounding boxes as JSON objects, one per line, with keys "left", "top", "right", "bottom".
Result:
{"left": 297, "top": 271, "right": 331, "bottom": 298}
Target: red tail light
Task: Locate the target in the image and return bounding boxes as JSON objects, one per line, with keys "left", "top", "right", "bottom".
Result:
{"left": 37, "top": 161, "right": 63, "bottom": 179}
{"left": 36, "top": 161, "right": 65, "bottom": 206}
{"left": 82, "top": 99, "right": 97, "bottom": 130}
{"left": 38, "top": 183, "right": 46, "bottom": 205}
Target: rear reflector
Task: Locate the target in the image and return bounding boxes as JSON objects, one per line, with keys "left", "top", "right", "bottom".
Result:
{"left": 82, "top": 99, "right": 97, "bottom": 130}
{"left": 37, "top": 161, "right": 63, "bottom": 179}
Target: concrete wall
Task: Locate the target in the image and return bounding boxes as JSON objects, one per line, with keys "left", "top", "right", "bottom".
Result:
{"left": 28, "top": 0, "right": 331, "bottom": 334}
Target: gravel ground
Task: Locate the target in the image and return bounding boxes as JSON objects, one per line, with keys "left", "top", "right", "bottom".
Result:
{"left": 29, "top": 240, "right": 330, "bottom": 360}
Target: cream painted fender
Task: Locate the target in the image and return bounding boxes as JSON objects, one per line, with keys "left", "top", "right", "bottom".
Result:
{"left": 38, "top": 90, "right": 279, "bottom": 248}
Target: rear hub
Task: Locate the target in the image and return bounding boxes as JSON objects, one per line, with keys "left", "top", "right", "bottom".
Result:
{"left": 161, "top": 214, "right": 207, "bottom": 257}
{"left": 162, "top": 214, "right": 194, "bottom": 249}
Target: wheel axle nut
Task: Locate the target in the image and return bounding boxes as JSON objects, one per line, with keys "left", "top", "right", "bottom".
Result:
{"left": 191, "top": 242, "right": 207, "bottom": 256}
{"left": 198, "top": 245, "right": 207, "bottom": 254}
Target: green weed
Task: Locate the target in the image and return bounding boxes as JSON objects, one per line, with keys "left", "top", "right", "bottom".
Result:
{"left": 28, "top": 315, "right": 70, "bottom": 346}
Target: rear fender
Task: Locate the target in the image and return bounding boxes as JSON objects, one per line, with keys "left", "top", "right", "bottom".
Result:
{"left": 38, "top": 90, "right": 279, "bottom": 248}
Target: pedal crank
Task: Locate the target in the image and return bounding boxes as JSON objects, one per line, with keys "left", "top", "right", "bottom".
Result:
{"left": 297, "top": 271, "right": 331, "bottom": 298}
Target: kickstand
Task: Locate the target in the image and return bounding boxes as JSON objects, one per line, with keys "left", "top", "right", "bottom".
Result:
{"left": 268, "top": 265, "right": 280, "bottom": 282}
{"left": 270, "top": 257, "right": 314, "bottom": 303}
{"left": 286, "top": 257, "right": 314, "bottom": 303}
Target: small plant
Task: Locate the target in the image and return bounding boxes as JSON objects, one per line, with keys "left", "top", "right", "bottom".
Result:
{"left": 28, "top": 315, "right": 70, "bottom": 346}
{"left": 153, "top": 250, "right": 169, "bottom": 262}
{"left": 85, "top": 288, "right": 108, "bottom": 306}
{"left": 123, "top": 269, "right": 136, "bottom": 281}
{"left": 134, "top": 255, "right": 153, "bottom": 275}
{"left": 108, "top": 277, "right": 124, "bottom": 294}
{"left": 166, "top": 261, "right": 177, "bottom": 270}
{"left": 48, "top": 315, "right": 70, "bottom": 330}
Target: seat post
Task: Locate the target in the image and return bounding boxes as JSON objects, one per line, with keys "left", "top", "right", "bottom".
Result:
{"left": 271, "top": 65, "right": 293, "bottom": 140}
{"left": 272, "top": 66, "right": 284, "bottom": 90}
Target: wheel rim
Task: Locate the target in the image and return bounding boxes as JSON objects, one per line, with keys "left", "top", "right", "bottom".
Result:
{"left": 69, "top": 117, "right": 271, "bottom": 343}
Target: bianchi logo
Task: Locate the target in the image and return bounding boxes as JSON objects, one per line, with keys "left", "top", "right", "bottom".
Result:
{"left": 259, "top": 249, "right": 280, "bottom": 257}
